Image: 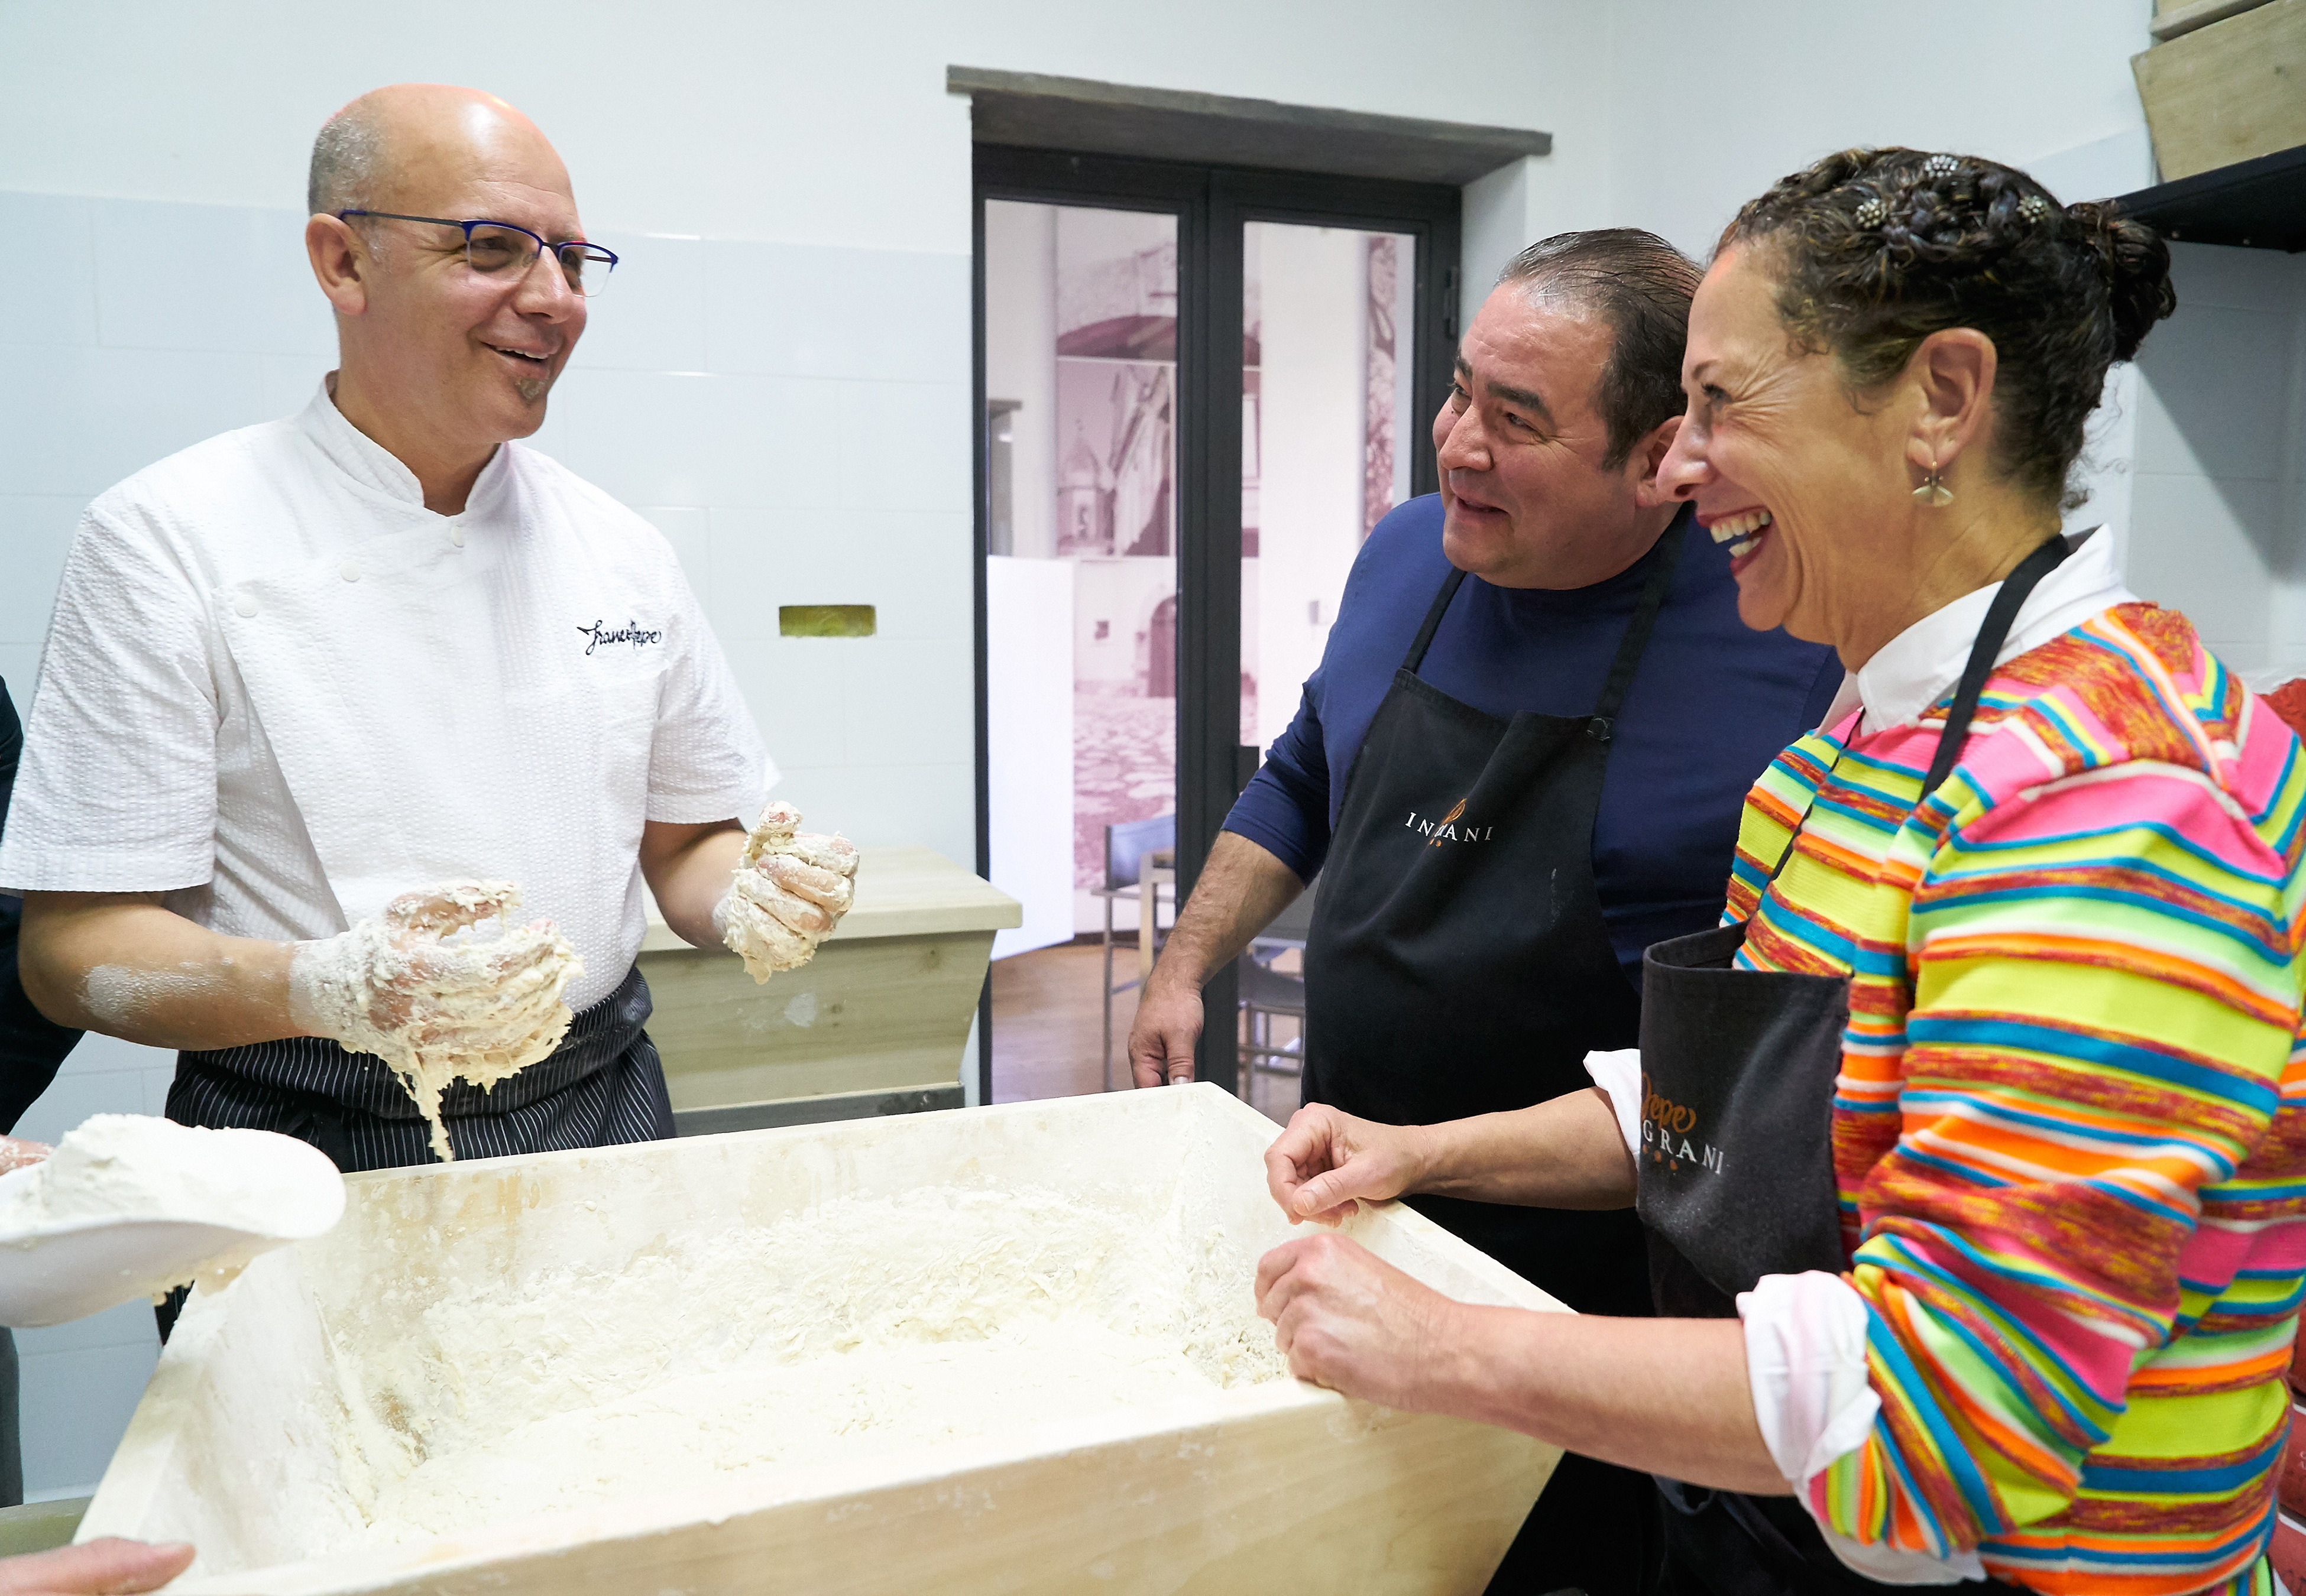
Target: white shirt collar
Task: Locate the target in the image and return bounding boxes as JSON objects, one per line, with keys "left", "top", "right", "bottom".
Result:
{"left": 295, "top": 376, "right": 512, "bottom": 515}
{"left": 1853, "top": 526, "right": 2132, "bottom": 736}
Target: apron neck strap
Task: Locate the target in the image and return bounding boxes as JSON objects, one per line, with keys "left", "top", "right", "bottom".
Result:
{"left": 1917, "top": 532, "right": 2071, "bottom": 799}
{"left": 1400, "top": 511, "right": 1689, "bottom": 711}
{"left": 1763, "top": 531, "right": 2073, "bottom": 888}
{"left": 1588, "top": 514, "right": 1687, "bottom": 730}
{"left": 1402, "top": 566, "right": 1471, "bottom": 673}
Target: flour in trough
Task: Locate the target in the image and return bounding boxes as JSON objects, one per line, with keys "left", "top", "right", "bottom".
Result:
{"left": 325, "top": 1184, "right": 1285, "bottom": 1542}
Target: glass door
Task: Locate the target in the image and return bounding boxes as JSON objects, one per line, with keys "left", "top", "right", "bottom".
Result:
{"left": 982, "top": 200, "right": 1180, "bottom": 1103}
{"left": 1239, "top": 222, "right": 1417, "bottom": 751}
{"left": 973, "top": 148, "right": 1458, "bottom": 1107}
{"left": 1233, "top": 220, "right": 1418, "bottom": 1121}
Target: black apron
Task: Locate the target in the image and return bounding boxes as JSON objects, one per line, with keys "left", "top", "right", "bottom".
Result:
{"left": 1303, "top": 525, "right": 1682, "bottom": 1596}
{"left": 1635, "top": 536, "right": 2069, "bottom": 1596}
{"left": 169, "top": 963, "right": 673, "bottom": 1172}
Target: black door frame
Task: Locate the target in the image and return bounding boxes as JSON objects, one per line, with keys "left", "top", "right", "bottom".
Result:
{"left": 973, "top": 144, "right": 1462, "bottom": 1100}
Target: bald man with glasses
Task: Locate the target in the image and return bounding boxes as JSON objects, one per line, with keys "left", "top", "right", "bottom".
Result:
{"left": 1, "top": 85, "right": 838, "bottom": 1283}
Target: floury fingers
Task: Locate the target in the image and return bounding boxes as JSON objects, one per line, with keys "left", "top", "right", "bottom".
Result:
{"left": 718, "top": 802, "right": 860, "bottom": 983}
{"left": 289, "top": 881, "right": 585, "bottom": 1162}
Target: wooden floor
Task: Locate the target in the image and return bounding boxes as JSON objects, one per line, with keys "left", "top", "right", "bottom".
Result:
{"left": 989, "top": 942, "right": 1300, "bottom": 1125}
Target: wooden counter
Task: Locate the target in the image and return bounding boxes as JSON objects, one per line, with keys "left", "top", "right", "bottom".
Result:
{"left": 637, "top": 846, "right": 1021, "bottom": 1134}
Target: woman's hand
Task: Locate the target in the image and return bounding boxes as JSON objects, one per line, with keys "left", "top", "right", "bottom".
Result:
{"left": 1264, "top": 1104, "right": 1432, "bottom": 1225}
{"left": 1259, "top": 1238, "right": 1784, "bottom": 1493}
{"left": 1255, "top": 1231, "right": 1465, "bottom": 1408}
{"left": 0, "top": 1538, "right": 195, "bottom": 1594}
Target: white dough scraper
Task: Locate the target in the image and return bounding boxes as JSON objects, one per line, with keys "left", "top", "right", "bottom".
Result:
{"left": 0, "top": 1125, "right": 345, "bottom": 1328}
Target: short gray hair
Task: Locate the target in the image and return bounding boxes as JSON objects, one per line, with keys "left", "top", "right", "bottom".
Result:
{"left": 1497, "top": 229, "right": 1700, "bottom": 469}
{"left": 307, "top": 102, "right": 386, "bottom": 217}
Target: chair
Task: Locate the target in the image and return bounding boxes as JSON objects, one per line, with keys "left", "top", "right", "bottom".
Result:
{"left": 1095, "top": 813, "right": 1176, "bottom": 1091}
{"left": 1239, "top": 875, "right": 1316, "bottom": 1099}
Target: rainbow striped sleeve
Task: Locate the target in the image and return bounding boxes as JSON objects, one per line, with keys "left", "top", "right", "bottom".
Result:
{"left": 1733, "top": 606, "right": 2306, "bottom": 1596}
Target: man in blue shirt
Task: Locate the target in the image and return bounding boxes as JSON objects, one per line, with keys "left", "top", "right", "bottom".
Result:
{"left": 1128, "top": 231, "right": 1839, "bottom": 1596}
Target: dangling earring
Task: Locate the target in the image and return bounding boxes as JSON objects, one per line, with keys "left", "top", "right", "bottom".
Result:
{"left": 1913, "top": 455, "right": 1954, "bottom": 507}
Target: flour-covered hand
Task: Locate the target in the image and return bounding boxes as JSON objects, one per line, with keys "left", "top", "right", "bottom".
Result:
{"left": 289, "top": 880, "right": 583, "bottom": 1161}
{"left": 718, "top": 802, "right": 859, "bottom": 983}
{"left": 1254, "top": 1230, "right": 1464, "bottom": 1409}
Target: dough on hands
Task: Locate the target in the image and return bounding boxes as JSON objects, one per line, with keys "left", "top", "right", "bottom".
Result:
{"left": 721, "top": 803, "right": 859, "bottom": 984}
{"left": 292, "top": 881, "right": 585, "bottom": 1162}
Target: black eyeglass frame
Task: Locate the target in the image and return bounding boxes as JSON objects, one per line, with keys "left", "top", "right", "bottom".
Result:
{"left": 335, "top": 210, "right": 618, "bottom": 294}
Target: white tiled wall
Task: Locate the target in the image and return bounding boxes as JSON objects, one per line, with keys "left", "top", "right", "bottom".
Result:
{"left": 0, "top": 189, "right": 976, "bottom": 861}
{"left": 2125, "top": 242, "right": 2306, "bottom": 685}
{"left": 0, "top": 188, "right": 973, "bottom": 1494}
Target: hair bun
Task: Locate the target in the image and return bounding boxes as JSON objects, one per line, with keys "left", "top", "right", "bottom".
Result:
{"left": 2065, "top": 200, "right": 2176, "bottom": 361}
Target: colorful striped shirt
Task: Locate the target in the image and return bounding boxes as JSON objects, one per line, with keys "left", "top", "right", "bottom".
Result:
{"left": 1725, "top": 603, "right": 2306, "bottom": 1596}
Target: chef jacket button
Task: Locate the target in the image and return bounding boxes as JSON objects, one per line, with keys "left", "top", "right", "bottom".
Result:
{"left": 449, "top": 525, "right": 465, "bottom": 547}
{"left": 340, "top": 559, "right": 361, "bottom": 583}
{"left": 232, "top": 593, "right": 259, "bottom": 618}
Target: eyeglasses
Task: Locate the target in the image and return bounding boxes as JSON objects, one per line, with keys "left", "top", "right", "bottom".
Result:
{"left": 336, "top": 210, "right": 618, "bottom": 297}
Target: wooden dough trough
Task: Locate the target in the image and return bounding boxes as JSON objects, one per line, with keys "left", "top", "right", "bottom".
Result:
{"left": 79, "top": 1085, "right": 1563, "bottom": 1594}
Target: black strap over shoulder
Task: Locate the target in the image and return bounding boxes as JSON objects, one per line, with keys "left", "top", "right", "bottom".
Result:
{"left": 1589, "top": 516, "right": 1688, "bottom": 736}
{"left": 1918, "top": 533, "right": 2070, "bottom": 799}
{"left": 1403, "top": 567, "right": 1469, "bottom": 674}
{"left": 1401, "top": 514, "right": 1688, "bottom": 737}
{"left": 1765, "top": 533, "right": 2071, "bottom": 886}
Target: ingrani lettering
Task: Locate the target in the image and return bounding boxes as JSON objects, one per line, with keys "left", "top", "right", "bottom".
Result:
{"left": 1403, "top": 810, "right": 1495, "bottom": 844}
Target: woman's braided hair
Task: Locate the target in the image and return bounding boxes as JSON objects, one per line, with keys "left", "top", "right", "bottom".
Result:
{"left": 1719, "top": 147, "right": 2177, "bottom": 508}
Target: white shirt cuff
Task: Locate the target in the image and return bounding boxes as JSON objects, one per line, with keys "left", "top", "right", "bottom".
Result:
{"left": 1738, "top": 1271, "right": 1986, "bottom": 1584}
{"left": 1581, "top": 1047, "right": 1642, "bottom": 1156}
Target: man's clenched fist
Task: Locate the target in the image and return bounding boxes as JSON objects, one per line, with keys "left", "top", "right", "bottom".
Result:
{"left": 718, "top": 802, "right": 859, "bottom": 982}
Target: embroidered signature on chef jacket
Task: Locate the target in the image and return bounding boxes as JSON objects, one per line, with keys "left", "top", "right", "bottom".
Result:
{"left": 576, "top": 619, "right": 664, "bottom": 656}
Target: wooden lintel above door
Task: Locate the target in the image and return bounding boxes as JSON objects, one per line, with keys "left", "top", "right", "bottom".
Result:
{"left": 949, "top": 66, "right": 1549, "bottom": 187}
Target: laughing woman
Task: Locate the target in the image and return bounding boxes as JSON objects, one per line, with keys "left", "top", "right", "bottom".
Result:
{"left": 1256, "top": 148, "right": 2306, "bottom": 1596}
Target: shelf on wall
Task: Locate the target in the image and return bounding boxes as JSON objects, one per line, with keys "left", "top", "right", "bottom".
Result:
{"left": 2107, "top": 142, "right": 2306, "bottom": 251}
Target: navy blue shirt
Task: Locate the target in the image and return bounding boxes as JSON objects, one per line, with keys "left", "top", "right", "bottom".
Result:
{"left": 1224, "top": 496, "right": 1842, "bottom": 985}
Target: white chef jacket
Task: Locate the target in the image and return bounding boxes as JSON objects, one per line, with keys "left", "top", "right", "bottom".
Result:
{"left": 0, "top": 381, "right": 773, "bottom": 1013}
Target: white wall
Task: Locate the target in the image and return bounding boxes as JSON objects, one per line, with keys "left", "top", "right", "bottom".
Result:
{"left": 1598, "top": 0, "right": 2159, "bottom": 262}
{"left": 0, "top": 2, "right": 1612, "bottom": 251}
{"left": 0, "top": 186, "right": 978, "bottom": 876}
{"left": 1585, "top": 0, "right": 2304, "bottom": 688}
{"left": 2127, "top": 244, "right": 2306, "bottom": 685}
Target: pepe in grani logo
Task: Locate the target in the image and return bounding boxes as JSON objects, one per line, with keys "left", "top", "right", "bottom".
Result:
{"left": 1641, "top": 1073, "right": 1725, "bottom": 1175}
{"left": 1403, "top": 796, "right": 1495, "bottom": 848}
